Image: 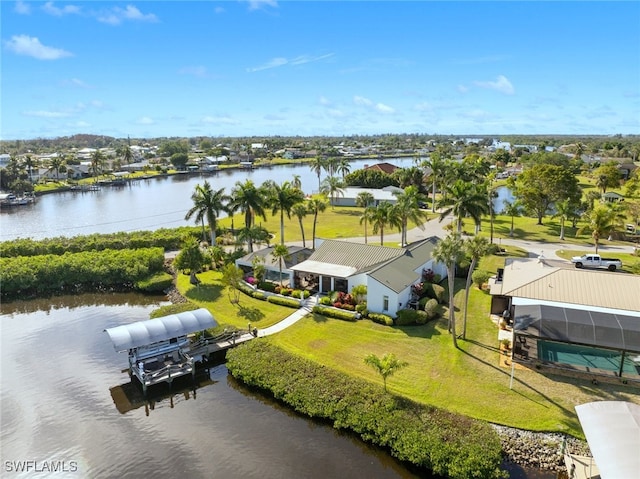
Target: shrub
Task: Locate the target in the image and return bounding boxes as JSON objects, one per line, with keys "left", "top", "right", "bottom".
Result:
{"left": 319, "top": 296, "right": 333, "bottom": 306}
{"left": 423, "top": 299, "right": 440, "bottom": 320}
{"left": 424, "top": 283, "right": 446, "bottom": 303}
{"left": 237, "top": 281, "right": 255, "bottom": 296}
{"left": 312, "top": 305, "right": 358, "bottom": 321}
{"left": 368, "top": 313, "right": 394, "bottom": 326}
{"left": 421, "top": 268, "right": 435, "bottom": 282}
{"left": 267, "top": 295, "right": 301, "bottom": 308}
{"left": 150, "top": 302, "right": 199, "bottom": 318}
{"left": 341, "top": 303, "right": 355, "bottom": 311}
{"left": 226, "top": 341, "right": 505, "bottom": 479}
{"left": 134, "top": 272, "right": 173, "bottom": 293}
{"left": 395, "top": 308, "right": 430, "bottom": 325}
{"left": 472, "top": 270, "right": 492, "bottom": 289}
{"left": 258, "top": 281, "right": 276, "bottom": 292}
{"left": 252, "top": 291, "right": 267, "bottom": 301}
{"left": 355, "top": 303, "right": 367, "bottom": 313}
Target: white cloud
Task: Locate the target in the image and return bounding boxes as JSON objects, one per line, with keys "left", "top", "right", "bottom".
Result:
{"left": 353, "top": 96, "right": 373, "bottom": 107}
{"left": 72, "top": 121, "right": 91, "bottom": 128}
{"left": 474, "top": 75, "right": 514, "bottom": 95}
{"left": 4, "top": 35, "right": 72, "bottom": 60}
{"left": 318, "top": 96, "right": 331, "bottom": 106}
{"left": 97, "top": 5, "right": 158, "bottom": 25}
{"left": 375, "top": 103, "right": 394, "bottom": 113}
{"left": 245, "top": 0, "right": 278, "bottom": 11}
{"left": 201, "top": 115, "right": 238, "bottom": 125}
{"left": 457, "top": 84, "right": 469, "bottom": 93}
{"left": 24, "top": 110, "right": 71, "bottom": 118}
{"left": 137, "top": 117, "right": 154, "bottom": 125}
{"left": 43, "top": 2, "right": 81, "bottom": 17}
{"left": 15, "top": 1, "right": 31, "bottom": 14}
{"left": 247, "top": 53, "right": 333, "bottom": 72}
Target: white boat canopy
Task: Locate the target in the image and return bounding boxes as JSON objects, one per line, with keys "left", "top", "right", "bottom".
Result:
{"left": 575, "top": 401, "right": 640, "bottom": 479}
{"left": 104, "top": 308, "right": 217, "bottom": 352}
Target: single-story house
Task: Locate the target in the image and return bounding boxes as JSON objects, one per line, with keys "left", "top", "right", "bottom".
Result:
{"left": 291, "top": 236, "right": 446, "bottom": 317}
{"left": 332, "top": 186, "right": 403, "bottom": 207}
{"left": 489, "top": 257, "right": 640, "bottom": 380}
{"left": 602, "top": 191, "right": 624, "bottom": 203}
{"left": 364, "top": 162, "right": 400, "bottom": 175}
{"left": 235, "top": 246, "right": 314, "bottom": 286}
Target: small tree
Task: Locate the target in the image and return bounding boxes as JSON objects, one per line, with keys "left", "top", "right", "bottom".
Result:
{"left": 272, "top": 244, "right": 290, "bottom": 287}
{"left": 173, "top": 237, "right": 205, "bottom": 274}
{"left": 351, "top": 284, "right": 367, "bottom": 304}
{"left": 221, "top": 263, "right": 243, "bottom": 305}
{"left": 363, "top": 352, "right": 408, "bottom": 392}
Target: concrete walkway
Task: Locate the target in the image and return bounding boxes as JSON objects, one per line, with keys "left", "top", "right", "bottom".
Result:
{"left": 257, "top": 294, "right": 319, "bottom": 337}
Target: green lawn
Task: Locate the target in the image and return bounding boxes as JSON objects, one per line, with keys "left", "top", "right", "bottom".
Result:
{"left": 176, "top": 270, "right": 293, "bottom": 329}
{"left": 266, "top": 279, "right": 640, "bottom": 438}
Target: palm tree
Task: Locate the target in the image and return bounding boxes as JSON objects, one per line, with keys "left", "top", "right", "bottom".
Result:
{"left": 48, "top": 155, "right": 65, "bottom": 181}
{"left": 23, "top": 155, "right": 37, "bottom": 183}
{"left": 320, "top": 176, "right": 345, "bottom": 209}
{"left": 237, "top": 225, "right": 271, "bottom": 250}
{"left": 122, "top": 145, "right": 133, "bottom": 165}
{"left": 291, "top": 174, "right": 302, "bottom": 191}
{"left": 265, "top": 180, "right": 305, "bottom": 245}
{"left": 577, "top": 206, "right": 619, "bottom": 253}
{"left": 438, "top": 180, "right": 489, "bottom": 233}
{"left": 324, "top": 156, "right": 340, "bottom": 178}
{"left": 336, "top": 158, "right": 351, "bottom": 179}
{"left": 461, "top": 236, "right": 490, "bottom": 340}
{"left": 292, "top": 202, "right": 309, "bottom": 248}
{"left": 307, "top": 195, "right": 328, "bottom": 249}
{"left": 309, "top": 156, "right": 325, "bottom": 192}
{"left": 356, "top": 191, "right": 375, "bottom": 244}
{"left": 421, "top": 153, "right": 447, "bottom": 213}
{"left": 185, "top": 181, "right": 229, "bottom": 246}
{"left": 230, "top": 180, "right": 267, "bottom": 252}
{"left": 90, "top": 150, "right": 106, "bottom": 181}
{"left": 502, "top": 200, "right": 522, "bottom": 238}
{"left": 393, "top": 186, "right": 427, "bottom": 246}
{"left": 272, "top": 244, "right": 290, "bottom": 287}
{"left": 363, "top": 352, "right": 408, "bottom": 392}
{"left": 552, "top": 199, "right": 578, "bottom": 241}
{"left": 369, "top": 201, "right": 400, "bottom": 246}
{"left": 432, "top": 233, "right": 465, "bottom": 349}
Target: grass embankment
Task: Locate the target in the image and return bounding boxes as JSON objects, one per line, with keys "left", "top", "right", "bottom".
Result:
{"left": 177, "top": 246, "right": 640, "bottom": 439}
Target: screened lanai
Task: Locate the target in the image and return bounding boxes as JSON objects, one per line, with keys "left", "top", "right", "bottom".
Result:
{"left": 512, "top": 304, "right": 640, "bottom": 379}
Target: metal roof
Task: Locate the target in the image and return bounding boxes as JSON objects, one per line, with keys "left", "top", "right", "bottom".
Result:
{"left": 514, "top": 304, "right": 640, "bottom": 353}
{"left": 104, "top": 308, "right": 217, "bottom": 352}
{"left": 291, "top": 240, "right": 404, "bottom": 276}
{"left": 495, "top": 258, "right": 640, "bottom": 313}
{"left": 575, "top": 401, "right": 640, "bottom": 479}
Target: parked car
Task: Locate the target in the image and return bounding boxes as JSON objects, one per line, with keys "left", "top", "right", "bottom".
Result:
{"left": 570, "top": 254, "right": 622, "bottom": 271}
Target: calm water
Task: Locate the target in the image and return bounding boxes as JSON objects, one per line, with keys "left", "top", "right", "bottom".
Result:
{"left": 0, "top": 158, "right": 417, "bottom": 241}
{"left": 0, "top": 294, "right": 421, "bottom": 479}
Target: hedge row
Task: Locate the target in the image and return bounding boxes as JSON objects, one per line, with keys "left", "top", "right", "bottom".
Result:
{"left": 0, "top": 247, "right": 165, "bottom": 298}
{"left": 312, "top": 305, "right": 358, "bottom": 321}
{"left": 226, "top": 341, "right": 505, "bottom": 479}
{"left": 0, "top": 227, "right": 200, "bottom": 258}
{"left": 267, "top": 295, "right": 302, "bottom": 308}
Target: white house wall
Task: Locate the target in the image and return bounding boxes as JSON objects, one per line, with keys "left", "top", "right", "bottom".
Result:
{"left": 366, "top": 277, "right": 400, "bottom": 316}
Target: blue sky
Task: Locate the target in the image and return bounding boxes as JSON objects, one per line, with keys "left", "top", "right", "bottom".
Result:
{"left": 2, "top": 1, "right": 639, "bottom": 140}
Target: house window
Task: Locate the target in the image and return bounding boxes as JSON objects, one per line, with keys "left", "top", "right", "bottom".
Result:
{"left": 383, "top": 296, "right": 389, "bottom": 311}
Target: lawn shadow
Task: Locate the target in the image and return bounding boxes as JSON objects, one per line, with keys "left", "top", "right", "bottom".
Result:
{"left": 185, "top": 283, "right": 222, "bottom": 302}
{"left": 235, "top": 304, "right": 265, "bottom": 322}
{"left": 310, "top": 312, "right": 329, "bottom": 323}
{"left": 394, "top": 319, "right": 443, "bottom": 339}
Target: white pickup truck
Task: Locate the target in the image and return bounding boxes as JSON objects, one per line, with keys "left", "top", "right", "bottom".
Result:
{"left": 570, "top": 254, "right": 622, "bottom": 271}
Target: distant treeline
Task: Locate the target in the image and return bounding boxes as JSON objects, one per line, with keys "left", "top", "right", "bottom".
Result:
{"left": 227, "top": 341, "right": 504, "bottom": 479}
{"left": 0, "top": 227, "right": 200, "bottom": 258}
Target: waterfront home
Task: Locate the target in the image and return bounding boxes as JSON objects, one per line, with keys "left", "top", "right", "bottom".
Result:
{"left": 290, "top": 237, "right": 445, "bottom": 317}
{"left": 331, "top": 186, "right": 403, "bottom": 207}
{"left": 489, "top": 257, "right": 640, "bottom": 381}
{"left": 235, "top": 246, "right": 314, "bottom": 286}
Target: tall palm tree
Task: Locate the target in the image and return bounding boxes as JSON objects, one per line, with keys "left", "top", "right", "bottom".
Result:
{"left": 461, "top": 235, "right": 490, "bottom": 340}
{"left": 292, "top": 202, "right": 309, "bottom": 248}
{"left": 309, "top": 156, "right": 325, "bottom": 192}
{"left": 272, "top": 244, "right": 290, "bottom": 287}
{"left": 438, "top": 180, "right": 489, "bottom": 233}
{"left": 307, "top": 194, "right": 328, "bottom": 249}
{"left": 502, "top": 200, "right": 522, "bottom": 238}
{"left": 421, "top": 153, "right": 447, "bottom": 213}
{"left": 356, "top": 191, "right": 375, "bottom": 244}
{"left": 48, "top": 155, "right": 65, "bottom": 181}
{"left": 265, "top": 180, "right": 305, "bottom": 245}
{"left": 369, "top": 201, "right": 400, "bottom": 246}
{"left": 393, "top": 186, "right": 427, "bottom": 246}
{"left": 23, "top": 155, "right": 37, "bottom": 183}
{"left": 291, "top": 174, "right": 302, "bottom": 191}
{"left": 320, "top": 176, "right": 345, "bottom": 209}
{"left": 552, "top": 199, "right": 578, "bottom": 241}
{"left": 432, "top": 233, "right": 465, "bottom": 349}
{"left": 90, "top": 150, "right": 106, "bottom": 182}
{"left": 184, "top": 181, "right": 229, "bottom": 246}
{"left": 230, "top": 180, "right": 267, "bottom": 252}
{"left": 336, "top": 158, "right": 351, "bottom": 179}
{"left": 237, "top": 225, "right": 271, "bottom": 250}
{"left": 324, "top": 156, "right": 340, "bottom": 178}
{"left": 577, "top": 205, "right": 619, "bottom": 253}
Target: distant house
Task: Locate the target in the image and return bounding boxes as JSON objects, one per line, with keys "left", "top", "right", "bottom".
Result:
{"left": 290, "top": 237, "right": 446, "bottom": 317}
{"left": 236, "top": 246, "right": 314, "bottom": 286}
{"left": 332, "top": 186, "right": 403, "bottom": 207}
{"left": 602, "top": 191, "right": 624, "bottom": 203}
{"left": 364, "top": 162, "right": 399, "bottom": 175}
{"left": 618, "top": 163, "right": 638, "bottom": 181}
{"left": 489, "top": 257, "right": 640, "bottom": 381}
{"left": 0, "top": 153, "right": 10, "bottom": 167}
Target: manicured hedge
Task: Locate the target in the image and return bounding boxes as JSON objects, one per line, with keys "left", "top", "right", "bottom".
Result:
{"left": 312, "top": 305, "right": 358, "bottom": 321}
{"left": 226, "top": 341, "right": 504, "bottom": 479}
{"left": 367, "top": 312, "right": 394, "bottom": 326}
{"left": 267, "top": 295, "right": 302, "bottom": 308}
{"left": 0, "top": 227, "right": 200, "bottom": 258}
{"left": 395, "top": 308, "right": 430, "bottom": 325}
{"left": 0, "top": 247, "right": 165, "bottom": 298}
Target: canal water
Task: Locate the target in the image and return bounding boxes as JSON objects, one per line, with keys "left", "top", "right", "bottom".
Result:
{"left": 0, "top": 294, "right": 422, "bottom": 479}
{"left": 0, "top": 158, "right": 417, "bottom": 242}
